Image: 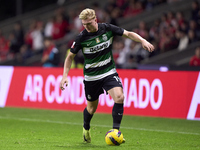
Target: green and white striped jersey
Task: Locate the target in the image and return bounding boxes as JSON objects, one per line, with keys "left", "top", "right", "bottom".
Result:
{"left": 70, "top": 23, "right": 124, "bottom": 81}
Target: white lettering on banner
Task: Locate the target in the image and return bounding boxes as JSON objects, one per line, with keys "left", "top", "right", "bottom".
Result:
{"left": 150, "top": 79, "right": 163, "bottom": 110}
{"left": 45, "top": 75, "right": 55, "bottom": 103}
{"left": 45, "top": 75, "right": 66, "bottom": 104}
{"left": 76, "top": 76, "right": 85, "bottom": 105}
{"left": 0, "top": 66, "right": 14, "bottom": 107}
{"left": 127, "top": 78, "right": 138, "bottom": 108}
{"left": 55, "top": 75, "right": 65, "bottom": 104}
{"left": 23, "top": 75, "right": 86, "bottom": 105}
{"left": 22, "top": 74, "right": 163, "bottom": 110}
{"left": 34, "top": 75, "right": 43, "bottom": 102}
{"left": 187, "top": 72, "right": 200, "bottom": 120}
{"left": 123, "top": 78, "right": 128, "bottom": 107}
{"left": 23, "top": 75, "right": 33, "bottom": 101}
{"left": 23, "top": 74, "right": 43, "bottom": 102}
{"left": 99, "top": 78, "right": 163, "bottom": 109}
{"left": 138, "top": 79, "right": 150, "bottom": 109}
{"left": 122, "top": 78, "right": 163, "bottom": 110}
{"left": 64, "top": 76, "right": 76, "bottom": 104}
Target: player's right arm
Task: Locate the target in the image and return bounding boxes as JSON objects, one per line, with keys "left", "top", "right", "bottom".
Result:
{"left": 60, "top": 51, "right": 76, "bottom": 90}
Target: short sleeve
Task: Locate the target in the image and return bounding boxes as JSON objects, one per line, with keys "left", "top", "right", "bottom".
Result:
{"left": 105, "top": 23, "right": 124, "bottom": 36}
{"left": 70, "top": 35, "right": 82, "bottom": 54}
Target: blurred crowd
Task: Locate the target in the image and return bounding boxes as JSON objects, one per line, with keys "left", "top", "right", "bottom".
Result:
{"left": 0, "top": 0, "right": 199, "bottom": 68}
{"left": 114, "top": 0, "right": 200, "bottom": 68}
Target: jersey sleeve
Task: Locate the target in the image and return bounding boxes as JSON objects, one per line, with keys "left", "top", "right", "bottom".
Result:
{"left": 70, "top": 35, "right": 82, "bottom": 54}
{"left": 105, "top": 23, "right": 124, "bottom": 36}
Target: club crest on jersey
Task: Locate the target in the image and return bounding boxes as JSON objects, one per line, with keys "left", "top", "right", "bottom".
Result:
{"left": 96, "top": 37, "right": 100, "bottom": 43}
{"left": 102, "top": 34, "right": 108, "bottom": 41}
{"left": 87, "top": 95, "right": 92, "bottom": 100}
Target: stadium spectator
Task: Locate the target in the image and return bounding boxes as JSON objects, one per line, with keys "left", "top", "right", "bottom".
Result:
{"left": 167, "top": 11, "right": 177, "bottom": 28}
{"left": 160, "top": 13, "right": 169, "bottom": 31}
{"left": 73, "top": 11, "right": 84, "bottom": 32}
{"left": 24, "top": 19, "right": 36, "bottom": 49}
{"left": 104, "top": 0, "right": 118, "bottom": 15}
{"left": 0, "top": 30, "right": 9, "bottom": 61}
{"left": 176, "top": 29, "right": 189, "bottom": 51}
{"left": 123, "top": 0, "right": 143, "bottom": 17}
{"left": 149, "top": 19, "right": 160, "bottom": 40}
{"left": 30, "top": 20, "right": 44, "bottom": 53}
{"left": 41, "top": 37, "right": 59, "bottom": 67}
{"left": 0, "top": 0, "right": 197, "bottom": 67}
{"left": 176, "top": 11, "right": 185, "bottom": 27}
{"left": 9, "top": 22, "right": 24, "bottom": 54}
{"left": 126, "top": 41, "right": 143, "bottom": 63}
{"left": 9, "top": 32, "right": 20, "bottom": 54}
{"left": 159, "top": 30, "right": 172, "bottom": 52}
{"left": 188, "top": 29, "right": 198, "bottom": 43}
{"left": 188, "top": 19, "right": 200, "bottom": 38}
{"left": 109, "top": 8, "right": 121, "bottom": 25}
{"left": 92, "top": 2, "right": 104, "bottom": 22}
{"left": 116, "top": 40, "right": 129, "bottom": 68}
{"left": 112, "top": 39, "right": 121, "bottom": 63}
{"left": 145, "top": 0, "right": 156, "bottom": 10}
{"left": 190, "top": 46, "right": 200, "bottom": 66}
{"left": 14, "top": 44, "right": 32, "bottom": 65}
{"left": 44, "top": 17, "right": 55, "bottom": 37}
{"left": 191, "top": 0, "right": 200, "bottom": 21}
{"left": 52, "top": 14, "right": 69, "bottom": 40}
{"left": 134, "top": 21, "right": 148, "bottom": 38}
{"left": 54, "top": 6, "right": 68, "bottom": 20}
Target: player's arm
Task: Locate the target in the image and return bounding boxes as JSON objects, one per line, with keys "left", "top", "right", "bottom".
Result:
{"left": 122, "top": 30, "right": 154, "bottom": 52}
{"left": 60, "top": 51, "right": 76, "bottom": 90}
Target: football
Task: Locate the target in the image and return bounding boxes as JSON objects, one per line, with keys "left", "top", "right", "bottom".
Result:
{"left": 105, "top": 129, "right": 123, "bottom": 146}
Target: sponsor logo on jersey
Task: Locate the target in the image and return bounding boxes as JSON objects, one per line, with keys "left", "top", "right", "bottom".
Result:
{"left": 83, "top": 37, "right": 113, "bottom": 54}
{"left": 102, "top": 34, "right": 108, "bottom": 41}
{"left": 95, "top": 37, "right": 100, "bottom": 43}
{"left": 90, "top": 43, "right": 108, "bottom": 52}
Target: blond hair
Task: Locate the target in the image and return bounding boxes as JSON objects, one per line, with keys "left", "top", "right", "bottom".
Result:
{"left": 79, "top": 8, "right": 96, "bottom": 20}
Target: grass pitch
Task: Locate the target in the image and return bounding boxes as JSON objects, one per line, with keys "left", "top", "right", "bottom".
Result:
{"left": 0, "top": 107, "right": 199, "bottom": 150}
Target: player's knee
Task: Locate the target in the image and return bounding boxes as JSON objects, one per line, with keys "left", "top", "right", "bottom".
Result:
{"left": 115, "top": 93, "right": 124, "bottom": 104}
{"left": 87, "top": 106, "right": 97, "bottom": 114}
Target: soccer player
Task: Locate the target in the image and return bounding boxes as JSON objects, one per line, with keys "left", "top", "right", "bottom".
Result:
{"left": 60, "top": 8, "right": 154, "bottom": 143}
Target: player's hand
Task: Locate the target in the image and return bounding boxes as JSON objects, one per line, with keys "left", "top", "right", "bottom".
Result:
{"left": 60, "top": 76, "right": 68, "bottom": 90}
{"left": 141, "top": 40, "right": 155, "bottom": 52}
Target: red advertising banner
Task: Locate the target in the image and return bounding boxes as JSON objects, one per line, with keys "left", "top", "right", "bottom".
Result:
{"left": 0, "top": 66, "right": 199, "bottom": 120}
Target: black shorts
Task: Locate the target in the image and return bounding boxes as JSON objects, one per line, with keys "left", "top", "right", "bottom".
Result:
{"left": 83, "top": 73, "right": 123, "bottom": 101}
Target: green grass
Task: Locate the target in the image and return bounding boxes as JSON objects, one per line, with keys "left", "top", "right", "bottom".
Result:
{"left": 0, "top": 107, "right": 200, "bottom": 150}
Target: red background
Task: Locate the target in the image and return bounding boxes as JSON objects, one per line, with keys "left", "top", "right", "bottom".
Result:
{"left": 5, "top": 67, "right": 200, "bottom": 119}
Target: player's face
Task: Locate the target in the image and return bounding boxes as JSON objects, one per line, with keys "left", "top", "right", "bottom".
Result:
{"left": 82, "top": 18, "right": 98, "bottom": 32}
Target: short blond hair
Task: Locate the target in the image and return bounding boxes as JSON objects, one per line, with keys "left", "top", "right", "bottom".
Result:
{"left": 79, "top": 8, "right": 96, "bottom": 20}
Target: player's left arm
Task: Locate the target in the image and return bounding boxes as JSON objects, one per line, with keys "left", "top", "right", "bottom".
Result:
{"left": 123, "top": 30, "right": 154, "bottom": 52}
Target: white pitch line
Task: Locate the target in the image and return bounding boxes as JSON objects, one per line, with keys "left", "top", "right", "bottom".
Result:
{"left": 0, "top": 116, "right": 199, "bottom": 136}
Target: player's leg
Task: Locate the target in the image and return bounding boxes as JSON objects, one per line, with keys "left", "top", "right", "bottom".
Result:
{"left": 83, "top": 99, "right": 99, "bottom": 130}
{"left": 107, "top": 87, "right": 124, "bottom": 130}
{"left": 83, "top": 99, "right": 99, "bottom": 143}
{"left": 108, "top": 87, "right": 125, "bottom": 143}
